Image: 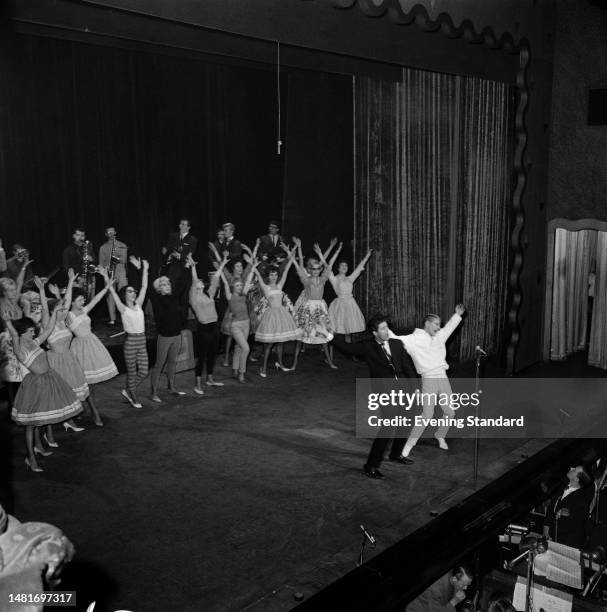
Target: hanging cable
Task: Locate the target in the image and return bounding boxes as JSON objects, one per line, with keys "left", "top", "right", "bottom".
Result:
{"left": 276, "top": 40, "right": 282, "bottom": 155}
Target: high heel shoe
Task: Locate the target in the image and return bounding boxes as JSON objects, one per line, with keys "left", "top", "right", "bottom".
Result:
{"left": 34, "top": 446, "right": 53, "bottom": 457}
{"left": 259, "top": 369, "right": 267, "bottom": 378}
{"left": 274, "top": 362, "right": 292, "bottom": 372}
{"left": 63, "top": 421, "right": 85, "bottom": 432}
{"left": 25, "top": 458, "right": 44, "bottom": 473}
{"left": 43, "top": 434, "right": 59, "bottom": 448}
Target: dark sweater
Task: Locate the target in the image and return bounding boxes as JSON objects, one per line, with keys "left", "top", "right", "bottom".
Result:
{"left": 150, "top": 293, "right": 184, "bottom": 337}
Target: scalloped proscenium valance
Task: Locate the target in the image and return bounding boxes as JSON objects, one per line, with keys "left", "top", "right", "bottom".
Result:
{"left": 310, "top": 0, "right": 527, "bottom": 48}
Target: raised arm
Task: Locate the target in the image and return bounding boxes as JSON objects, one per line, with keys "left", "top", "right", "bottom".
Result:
{"left": 33, "top": 276, "right": 50, "bottom": 328}
{"left": 5, "top": 320, "right": 25, "bottom": 362}
{"left": 208, "top": 256, "right": 228, "bottom": 299}
{"left": 323, "top": 237, "right": 338, "bottom": 262}
{"left": 15, "top": 257, "right": 32, "bottom": 296}
{"left": 37, "top": 301, "right": 61, "bottom": 344}
{"left": 253, "top": 267, "right": 271, "bottom": 296}
{"left": 349, "top": 248, "right": 374, "bottom": 283}
{"left": 0, "top": 239, "right": 6, "bottom": 273}
{"left": 100, "top": 268, "right": 126, "bottom": 314}
{"left": 219, "top": 269, "right": 232, "bottom": 301}
{"left": 63, "top": 268, "right": 77, "bottom": 312}
{"left": 292, "top": 236, "right": 304, "bottom": 269}
{"left": 242, "top": 261, "right": 258, "bottom": 295}
{"left": 277, "top": 249, "right": 296, "bottom": 289}
{"left": 436, "top": 304, "right": 465, "bottom": 342}
{"left": 136, "top": 260, "right": 149, "bottom": 306}
{"left": 84, "top": 269, "right": 113, "bottom": 314}
{"left": 208, "top": 241, "right": 222, "bottom": 264}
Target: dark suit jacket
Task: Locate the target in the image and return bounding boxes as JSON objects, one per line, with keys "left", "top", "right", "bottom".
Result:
{"left": 333, "top": 334, "right": 417, "bottom": 380}
{"left": 546, "top": 485, "right": 591, "bottom": 549}
{"left": 222, "top": 237, "right": 242, "bottom": 261}
{"left": 165, "top": 232, "right": 198, "bottom": 264}
{"left": 406, "top": 573, "right": 457, "bottom": 612}
{"left": 258, "top": 234, "right": 284, "bottom": 260}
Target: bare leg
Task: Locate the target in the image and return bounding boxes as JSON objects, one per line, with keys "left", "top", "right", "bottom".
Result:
{"left": 194, "top": 376, "right": 204, "bottom": 395}
{"left": 86, "top": 390, "right": 104, "bottom": 426}
{"left": 292, "top": 341, "right": 303, "bottom": 371}
{"left": 322, "top": 343, "right": 338, "bottom": 369}
{"left": 223, "top": 335, "right": 233, "bottom": 367}
{"left": 261, "top": 344, "right": 272, "bottom": 376}
{"left": 276, "top": 344, "right": 286, "bottom": 369}
{"left": 25, "top": 426, "right": 40, "bottom": 470}
{"left": 45, "top": 425, "right": 58, "bottom": 446}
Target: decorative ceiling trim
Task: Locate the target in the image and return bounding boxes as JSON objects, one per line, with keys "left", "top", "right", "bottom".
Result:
{"left": 302, "top": 0, "right": 529, "bottom": 374}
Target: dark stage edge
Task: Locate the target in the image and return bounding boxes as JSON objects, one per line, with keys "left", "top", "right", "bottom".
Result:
{"left": 3, "top": 353, "right": 551, "bottom": 612}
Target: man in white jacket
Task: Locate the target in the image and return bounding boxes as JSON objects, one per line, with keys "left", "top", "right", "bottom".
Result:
{"left": 389, "top": 304, "right": 465, "bottom": 460}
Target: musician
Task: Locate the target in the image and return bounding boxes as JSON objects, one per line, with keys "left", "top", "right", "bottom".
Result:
{"left": 162, "top": 219, "right": 197, "bottom": 307}
{"left": 99, "top": 227, "right": 128, "bottom": 325}
{"left": 258, "top": 220, "right": 284, "bottom": 263}
{"left": 2, "top": 243, "right": 35, "bottom": 290}
{"left": 587, "top": 459, "right": 607, "bottom": 549}
{"left": 221, "top": 222, "right": 242, "bottom": 261}
{"left": 545, "top": 465, "right": 592, "bottom": 549}
{"left": 62, "top": 228, "right": 96, "bottom": 299}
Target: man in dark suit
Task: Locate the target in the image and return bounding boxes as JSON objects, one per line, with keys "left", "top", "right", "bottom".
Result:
{"left": 258, "top": 220, "right": 284, "bottom": 263}
{"left": 162, "top": 218, "right": 198, "bottom": 308}
{"left": 545, "top": 465, "right": 592, "bottom": 549}
{"left": 406, "top": 565, "right": 473, "bottom": 612}
{"left": 221, "top": 222, "right": 242, "bottom": 261}
{"left": 333, "top": 313, "right": 418, "bottom": 479}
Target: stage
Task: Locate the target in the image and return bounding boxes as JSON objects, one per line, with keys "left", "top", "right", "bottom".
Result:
{"left": 0, "top": 345, "right": 556, "bottom": 612}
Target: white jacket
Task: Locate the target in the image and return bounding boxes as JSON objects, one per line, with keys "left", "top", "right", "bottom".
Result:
{"left": 389, "top": 314, "right": 462, "bottom": 376}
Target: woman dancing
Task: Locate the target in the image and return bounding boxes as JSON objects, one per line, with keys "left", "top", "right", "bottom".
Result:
{"left": 103, "top": 260, "right": 149, "bottom": 408}
{"left": 7, "top": 308, "right": 82, "bottom": 473}
{"left": 209, "top": 240, "right": 258, "bottom": 367}
{"left": 39, "top": 271, "right": 90, "bottom": 440}
{"left": 0, "top": 261, "right": 32, "bottom": 406}
{"left": 187, "top": 253, "right": 227, "bottom": 394}
{"left": 291, "top": 240, "right": 337, "bottom": 370}
{"left": 149, "top": 275, "right": 186, "bottom": 402}
{"left": 220, "top": 260, "right": 257, "bottom": 383}
{"left": 254, "top": 249, "right": 300, "bottom": 377}
{"left": 67, "top": 273, "right": 118, "bottom": 426}
{"left": 323, "top": 244, "right": 373, "bottom": 341}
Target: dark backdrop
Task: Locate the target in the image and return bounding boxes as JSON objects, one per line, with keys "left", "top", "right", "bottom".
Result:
{"left": 0, "top": 32, "right": 351, "bottom": 278}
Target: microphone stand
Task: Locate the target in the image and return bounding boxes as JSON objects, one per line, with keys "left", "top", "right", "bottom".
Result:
{"left": 524, "top": 548, "right": 536, "bottom": 612}
{"left": 357, "top": 531, "right": 368, "bottom": 567}
{"left": 473, "top": 349, "right": 486, "bottom": 489}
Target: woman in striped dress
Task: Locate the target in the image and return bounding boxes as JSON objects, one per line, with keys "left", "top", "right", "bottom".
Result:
{"left": 7, "top": 308, "right": 82, "bottom": 473}
{"left": 103, "top": 260, "right": 149, "bottom": 408}
{"left": 254, "top": 248, "right": 300, "bottom": 377}
{"left": 67, "top": 272, "right": 118, "bottom": 426}
{"left": 36, "top": 272, "right": 90, "bottom": 441}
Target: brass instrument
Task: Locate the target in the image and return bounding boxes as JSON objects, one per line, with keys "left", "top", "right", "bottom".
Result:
{"left": 81, "top": 240, "right": 97, "bottom": 300}
{"left": 108, "top": 236, "right": 121, "bottom": 278}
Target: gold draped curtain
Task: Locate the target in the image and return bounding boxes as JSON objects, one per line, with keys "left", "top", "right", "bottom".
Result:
{"left": 353, "top": 68, "right": 512, "bottom": 360}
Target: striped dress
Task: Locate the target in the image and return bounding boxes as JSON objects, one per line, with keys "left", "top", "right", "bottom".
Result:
{"left": 47, "top": 326, "right": 90, "bottom": 400}
{"left": 11, "top": 340, "right": 82, "bottom": 426}
{"left": 67, "top": 312, "right": 118, "bottom": 384}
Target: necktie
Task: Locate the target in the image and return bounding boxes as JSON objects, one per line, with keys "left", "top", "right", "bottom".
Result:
{"left": 272, "top": 235, "right": 277, "bottom": 247}
{"left": 380, "top": 342, "right": 397, "bottom": 379}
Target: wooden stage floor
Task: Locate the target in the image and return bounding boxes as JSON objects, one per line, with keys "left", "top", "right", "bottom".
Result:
{"left": 2, "top": 349, "right": 551, "bottom": 612}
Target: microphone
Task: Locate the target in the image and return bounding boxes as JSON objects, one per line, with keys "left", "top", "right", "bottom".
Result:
{"left": 360, "top": 524, "right": 376, "bottom": 546}
{"left": 475, "top": 345, "right": 487, "bottom": 357}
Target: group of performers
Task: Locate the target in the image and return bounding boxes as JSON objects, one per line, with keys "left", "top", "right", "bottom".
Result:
{"left": 1, "top": 218, "right": 464, "bottom": 479}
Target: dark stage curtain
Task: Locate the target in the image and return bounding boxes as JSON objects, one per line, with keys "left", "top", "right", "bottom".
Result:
{"left": 0, "top": 33, "right": 285, "bottom": 273}
{"left": 354, "top": 68, "right": 513, "bottom": 360}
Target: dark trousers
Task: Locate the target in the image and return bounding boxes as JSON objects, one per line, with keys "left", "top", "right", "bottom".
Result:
{"left": 195, "top": 321, "right": 219, "bottom": 377}
{"left": 366, "top": 437, "right": 407, "bottom": 469}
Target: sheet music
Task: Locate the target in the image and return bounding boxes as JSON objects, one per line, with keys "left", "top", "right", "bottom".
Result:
{"left": 546, "top": 541, "right": 582, "bottom": 589}
{"left": 512, "top": 577, "right": 573, "bottom": 612}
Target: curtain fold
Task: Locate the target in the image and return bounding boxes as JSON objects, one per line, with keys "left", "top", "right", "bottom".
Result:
{"left": 550, "top": 229, "right": 594, "bottom": 360}
{"left": 588, "top": 232, "right": 607, "bottom": 369}
{"left": 354, "top": 68, "right": 512, "bottom": 360}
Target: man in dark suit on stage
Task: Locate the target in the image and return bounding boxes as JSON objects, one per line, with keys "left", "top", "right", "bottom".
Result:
{"left": 333, "top": 313, "right": 418, "bottom": 479}
{"left": 162, "top": 218, "right": 198, "bottom": 308}
{"left": 258, "top": 220, "right": 284, "bottom": 263}
{"left": 221, "top": 222, "right": 242, "bottom": 261}
{"left": 545, "top": 465, "right": 592, "bottom": 549}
